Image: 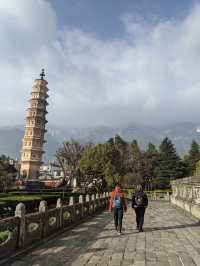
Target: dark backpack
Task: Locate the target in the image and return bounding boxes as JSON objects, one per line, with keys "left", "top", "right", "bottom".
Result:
{"left": 135, "top": 193, "right": 144, "bottom": 207}
{"left": 113, "top": 193, "right": 122, "bottom": 208}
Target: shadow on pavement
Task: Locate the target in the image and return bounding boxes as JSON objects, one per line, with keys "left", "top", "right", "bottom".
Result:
{"left": 144, "top": 221, "right": 200, "bottom": 232}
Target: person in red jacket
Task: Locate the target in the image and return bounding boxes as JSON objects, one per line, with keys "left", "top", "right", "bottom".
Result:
{"left": 108, "top": 184, "right": 127, "bottom": 234}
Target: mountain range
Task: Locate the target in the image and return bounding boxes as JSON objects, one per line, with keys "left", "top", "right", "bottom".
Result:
{"left": 1, "top": 122, "right": 200, "bottom": 162}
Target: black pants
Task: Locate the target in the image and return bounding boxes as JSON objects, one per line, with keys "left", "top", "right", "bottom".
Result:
{"left": 113, "top": 208, "right": 123, "bottom": 232}
{"left": 134, "top": 207, "right": 145, "bottom": 230}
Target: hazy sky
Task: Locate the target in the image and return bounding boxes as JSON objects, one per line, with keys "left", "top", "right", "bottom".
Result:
{"left": 1, "top": 0, "right": 200, "bottom": 128}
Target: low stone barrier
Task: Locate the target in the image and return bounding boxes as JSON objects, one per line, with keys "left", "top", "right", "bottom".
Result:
{"left": 170, "top": 176, "right": 200, "bottom": 218}
{"left": 146, "top": 192, "right": 170, "bottom": 201}
{"left": 0, "top": 192, "right": 109, "bottom": 262}
{"left": 126, "top": 192, "right": 170, "bottom": 202}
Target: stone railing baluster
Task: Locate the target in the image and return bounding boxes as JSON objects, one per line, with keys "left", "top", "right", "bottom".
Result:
{"left": 15, "top": 203, "right": 26, "bottom": 248}
{"left": 39, "top": 200, "right": 47, "bottom": 237}
{"left": 56, "top": 198, "right": 62, "bottom": 228}
{"left": 79, "top": 195, "right": 85, "bottom": 217}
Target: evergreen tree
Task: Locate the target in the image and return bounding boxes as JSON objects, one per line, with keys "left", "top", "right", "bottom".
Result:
{"left": 0, "top": 155, "right": 17, "bottom": 192}
{"left": 154, "top": 137, "right": 185, "bottom": 188}
{"left": 127, "top": 140, "right": 144, "bottom": 185}
{"left": 113, "top": 135, "right": 127, "bottom": 175}
{"left": 184, "top": 140, "right": 200, "bottom": 175}
{"left": 194, "top": 160, "right": 200, "bottom": 176}
{"left": 143, "top": 143, "right": 159, "bottom": 190}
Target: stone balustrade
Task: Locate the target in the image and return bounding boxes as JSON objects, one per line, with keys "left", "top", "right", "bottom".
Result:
{"left": 146, "top": 192, "right": 170, "bottom": 201}
{"left": 126, "top": 191, "right": 170, "bottom": 202}
{"left": 170, "top": 176, "right": 200, "bottom": 218}
{"left": 0, "top": 192, "right": 109, "bottom": 262}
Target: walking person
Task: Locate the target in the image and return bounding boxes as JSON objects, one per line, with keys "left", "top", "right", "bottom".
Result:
{"left": 132, "top": 184, "right": 148, "bottom": 232}
{"left": 108, "top": 184, "right": 127, "bottom": 235}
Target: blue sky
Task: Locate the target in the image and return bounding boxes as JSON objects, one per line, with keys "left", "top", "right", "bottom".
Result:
{"left": 1, "top": 0, "right": 200, "bottom": 128}
{"left": 49, "top": 0, "right": 197, "bottom": 39}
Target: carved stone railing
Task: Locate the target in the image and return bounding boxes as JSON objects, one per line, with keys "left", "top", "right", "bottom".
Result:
{"left": 170, "top": 176, "right": 200, "bottom": 218}
{"left": 146, "top": 192, "right": 170, "bottom": 201}
{"left": 126, "top": 191, "right": 170, "bottom": 202}
{"left": 0, "top": 192, "right": 109, "bottom": 263}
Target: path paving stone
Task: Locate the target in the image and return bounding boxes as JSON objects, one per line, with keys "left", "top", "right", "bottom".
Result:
{"left": 6, "top": 201, "right": 200, "bottom": 266}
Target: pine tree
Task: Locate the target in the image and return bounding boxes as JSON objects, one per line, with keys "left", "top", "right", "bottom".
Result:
{"left": 143, "top": 143, "right": 159, "bottom": 190}
{"left": 0, "top": 155, "right": 17, "bottom": 192}
{"left": 194, "top": 160, "right": 200, "bottom": 176}
{"left": 185, "top": 140, "right": 200, "bottom": 175}
{"left": 113, "top": 135, "right": 127, "bottom": 175}
{"left": 127, "top": 140, "right": 144, "bottom": 184}
{"left": 154, "top": 137, "right": 185, "bottom": 188}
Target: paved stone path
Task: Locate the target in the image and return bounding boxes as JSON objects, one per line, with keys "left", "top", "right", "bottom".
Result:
{"left": 7, "top": 202, "right": 200, "bottom": 266}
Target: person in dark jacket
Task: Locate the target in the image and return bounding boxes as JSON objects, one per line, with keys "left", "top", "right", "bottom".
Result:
{"left": 132, "top": 184, "right": 148, "bottom": 232}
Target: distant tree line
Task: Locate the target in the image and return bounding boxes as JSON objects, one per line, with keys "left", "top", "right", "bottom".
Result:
{"left": 55, "top": 136, "right": 200, "bottom": 190}
{"left": 1, "top": 136, "right": 200, "bottom": 192}
{"left": 0, "top": 155, "right": 17, "bottom": 192}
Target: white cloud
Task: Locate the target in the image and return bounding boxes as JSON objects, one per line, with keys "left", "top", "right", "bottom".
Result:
{"left": 1, "top": 1, "right": 200, "bottom": 127}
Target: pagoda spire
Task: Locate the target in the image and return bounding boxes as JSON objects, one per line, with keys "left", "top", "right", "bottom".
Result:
{"left": 40, "top": 68, "right": 45, "bottom": 80}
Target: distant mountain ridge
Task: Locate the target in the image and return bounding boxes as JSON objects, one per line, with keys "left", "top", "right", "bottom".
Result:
{"left": 1, "top": 122, "right": 200, "bottom": 162}
{"left": 0, "top": 126, "right": 60, "bottom": 162}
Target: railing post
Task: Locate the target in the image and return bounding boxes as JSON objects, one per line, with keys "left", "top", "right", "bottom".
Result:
{"left": 39, "top": 200, "right": 48, "bottom": 213}
{"left": 105, "top": 192, "right": 109, "bottom": 205}
{"left": 96, "top": 193, "right": 100, "bottom": 209}
{"left": 56, "top": 198, "right": 62, "bottom": 228}
{"left": 86, "top": 194, "right": 90, "bottom": 202}
{"left": 153, "top": 192, "right": 156, "bottom": 201}
{"left": 167, "top": 192, "right": 170, "bottom": 201}
{"left": 15, "top": 203, "right": 26, "bottom": 248}
{"left": 91, "top": 194, "right": 95, "bottom": 213}
{"left": 87, "top": 194, "right": 93, "bottom": 214}
{"left": 82, "top": 195, "right": 86, "bottom": 216}
{"left": 92, "top": 194, "right": 97, "bottom": 212}
{"left": 69, "top": 196, "right": 75, "bottom": 221}
{"left": 102, "top": 192, "right": 106, "bottom": 207}
{"left": 56, "top": 198, "right": 62, "bottom": 208}
{"left": 79, "top": 195, "right": 83, "bottom": 203}
{"left": 39, "top": 200, "right": 47, "bottom": 237}
{"left": 85, "top": 194, "right": 90, "bottom": 215}
{"left": 79, "top": 195, "right": 85, "bottom": 217}
{"left": 96, "top": 193, "right": 99, "bottom": 209}
{"left": 69, "top": 196, "right": 74, "bottom": 206}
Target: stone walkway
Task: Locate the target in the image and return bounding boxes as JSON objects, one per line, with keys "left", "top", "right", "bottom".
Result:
{"left": 7, "top": 201, "right": 200, "bottom": 266}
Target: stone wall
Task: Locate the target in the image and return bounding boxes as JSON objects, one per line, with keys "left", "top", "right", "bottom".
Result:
{"left": 170, "top": 176, "right": 200, "bottom": 218}
{"left": 0, "top": 192, "right": 109, "bottom": 262}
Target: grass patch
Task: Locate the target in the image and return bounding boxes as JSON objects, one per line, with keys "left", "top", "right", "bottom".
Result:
{"left": 0, "top": 230, "right": 10, "bottom": 244}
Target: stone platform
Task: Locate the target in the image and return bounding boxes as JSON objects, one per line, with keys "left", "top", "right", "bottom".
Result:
{"left": 7, "top": 202, "right": 200, "bottom": 266}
